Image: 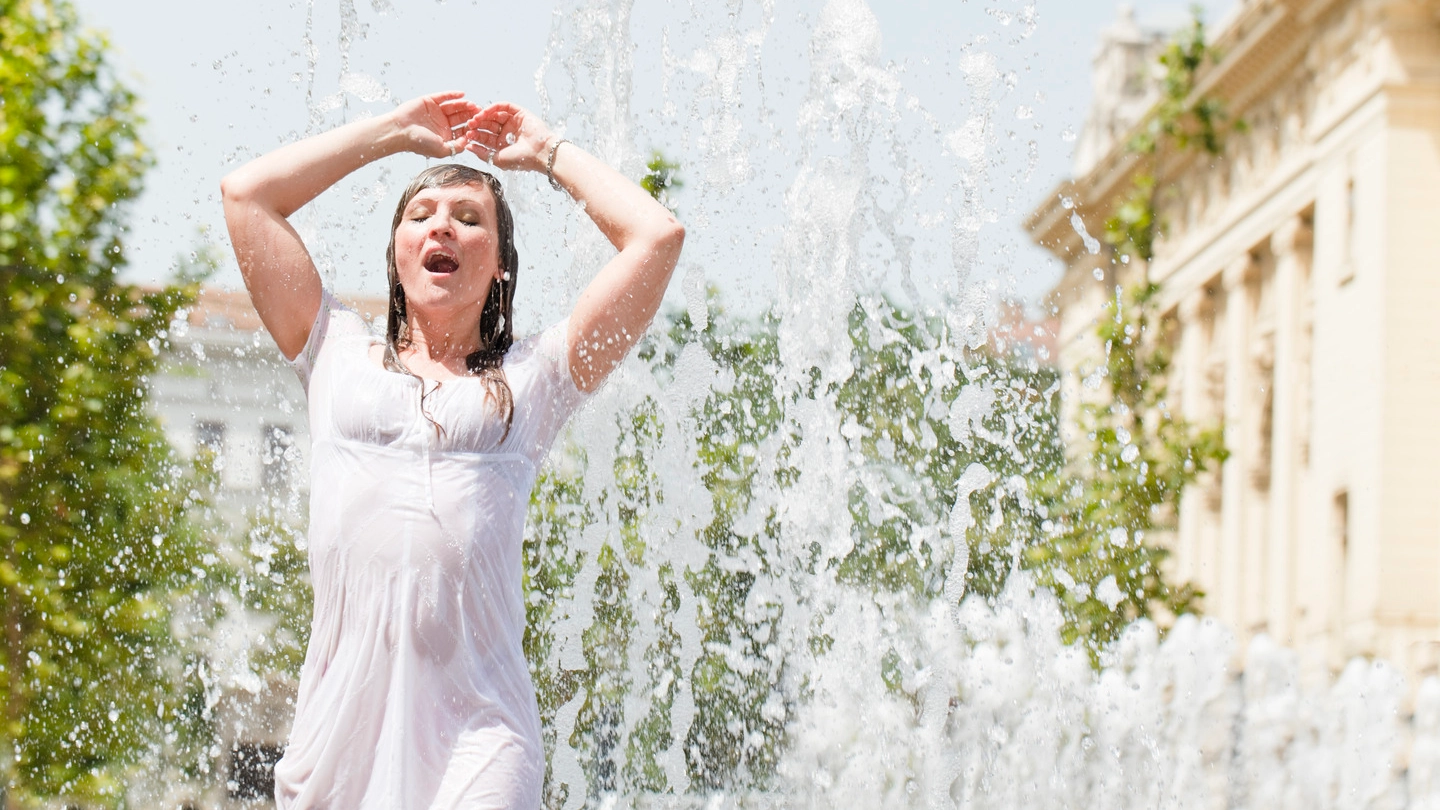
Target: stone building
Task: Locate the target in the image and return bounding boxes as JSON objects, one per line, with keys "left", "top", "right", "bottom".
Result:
{"left": 1026, "top": 0, "right": 1440, "bottom": 683}
{"left": 149, "top": 288, "right": 384, "bottom": 808}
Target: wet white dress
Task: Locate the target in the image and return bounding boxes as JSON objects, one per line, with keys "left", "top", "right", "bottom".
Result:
{"left": 273, "top": 291, "right": 586, "bottom": 810}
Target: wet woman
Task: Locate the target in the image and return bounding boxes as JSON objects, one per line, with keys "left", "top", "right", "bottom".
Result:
{"left": 220, "top": 91, "right": 684, "bottom": 809}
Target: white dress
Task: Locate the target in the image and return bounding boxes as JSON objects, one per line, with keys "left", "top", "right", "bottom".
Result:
{"left": 273, "top": 291, "right": 587, "bottom": 810}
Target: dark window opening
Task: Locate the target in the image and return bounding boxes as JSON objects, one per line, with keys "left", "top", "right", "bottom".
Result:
{"left": 196, "top": 420, "right": 226, "bottom": 454}
{"left": 1335, "top": 490, "right": 1350, "bottom": 560}
{"left": 229, "top": 741, "right": 284, "bottom": 800}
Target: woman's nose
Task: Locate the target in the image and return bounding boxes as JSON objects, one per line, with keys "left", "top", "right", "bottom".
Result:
{"left": 427, "top": 217, "right": 454, "bottom": 238}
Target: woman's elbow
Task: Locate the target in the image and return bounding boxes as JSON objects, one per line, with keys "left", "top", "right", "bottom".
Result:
{"left": 657, "top": 218, "right": 686, "bottom": 259}
{"left": 219, "top": 171, "right": 255, "bottom": 208}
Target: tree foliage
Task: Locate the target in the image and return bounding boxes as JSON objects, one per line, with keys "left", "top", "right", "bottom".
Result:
{"left": 515, "top": 145, "right": 1221, "bottom": 799}
{"left": 1017, "top": 285, "right": 1225, "bottom": 658}
{"left": 0, "top": 0, "right": 212, "bottom": 803}
{"left": 639, "top": 151, "right": 683, "bottom": 213}
{"left": 1104, "top": 8, "right": 1244, "bottom": 261}
{"left": 1043, "top": 8, "right": 1238, "bottom": 659}
{"left": 521, "top": 289, "right": 1067, "bottom": 799}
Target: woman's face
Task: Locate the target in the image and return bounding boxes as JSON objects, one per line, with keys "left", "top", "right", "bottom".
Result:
{"left": 392, "top": 182, "right": 501, "bottom": 323}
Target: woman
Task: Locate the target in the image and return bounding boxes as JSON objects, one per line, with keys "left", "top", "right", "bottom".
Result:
{"left": 220, "top": 91, "right": 684, "bottom": 809}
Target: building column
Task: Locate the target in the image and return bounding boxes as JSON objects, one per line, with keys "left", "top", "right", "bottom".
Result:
{"left": 1220, "top": 254, "right": 1253, "bottom": 630}
{"left": 1267, "top": 216, "right": 1312, "bottom": 643}
{"left": 1176, "top": 291, "right": 1209, "bottom": 583}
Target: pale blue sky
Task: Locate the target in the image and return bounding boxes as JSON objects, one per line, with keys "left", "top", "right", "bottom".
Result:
{"left": 73, "top": 0, "right": 1233, "bottom": 318}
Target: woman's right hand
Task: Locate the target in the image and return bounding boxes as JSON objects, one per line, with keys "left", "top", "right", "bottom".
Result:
{"left": 388, "top": 91, "right": 482, "bottom": 159}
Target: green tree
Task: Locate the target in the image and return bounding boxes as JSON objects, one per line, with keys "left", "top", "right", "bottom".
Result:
{"left": 639, "top": 152, "right": 683, "bottom": 213}
{"left": 621, "top": 293, "right": 1059, "bottom": 788}
{"left": 658, "top": 303, "right": 789, "bottom": 790}
{"left": 0, "top": 0, "right": 212, "bottom": 803}
{"left": 233, "top": 514, "right": 310, "bottom": 680}
{"left": 1008, "top": 7, "right": 1237, "bottom": 660}
{"left": 1015, "top": 285, "right": 1225, "bottom": 659}
{"left": 1104, "top": 7, "right": 1244, "bottom": 260}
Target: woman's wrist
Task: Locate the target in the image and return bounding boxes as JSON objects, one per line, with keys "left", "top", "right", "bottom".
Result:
{"left": 543, "top": 136, "right": 568, "bottom": 188}
{"left": 373, "top": 110, "right": 422, "bottom": 158}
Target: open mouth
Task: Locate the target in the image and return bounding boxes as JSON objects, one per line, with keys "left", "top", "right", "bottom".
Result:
{"left": 423, "top": 252, "right": 459, "bottom": 274}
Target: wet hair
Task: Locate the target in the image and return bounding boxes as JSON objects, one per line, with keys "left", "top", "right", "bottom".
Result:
{"left": 384, "top": 164, "right": 518, "bottom": 438}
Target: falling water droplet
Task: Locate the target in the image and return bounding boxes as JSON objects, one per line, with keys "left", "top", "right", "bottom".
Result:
{"left": 505, "top": 132, "right": 516, "bottom": 145}
{"left": 19, "top": 513, "right": 29, "bottom": 525}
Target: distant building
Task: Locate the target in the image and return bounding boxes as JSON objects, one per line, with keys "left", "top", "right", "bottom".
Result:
{"left": 1026, "top": 0, "right": 1440, "bottom": 685}
{"left": 987, "top": 299, "right": 1060, "bottom": 368}
{"left": 150, "top": 287, "right": 384, "bottom": 808}
{"left": 1071, "top": 6, "right": 1167, "bottom": 179}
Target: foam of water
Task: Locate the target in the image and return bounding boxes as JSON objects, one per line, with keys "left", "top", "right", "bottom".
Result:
{"left": 519, "top": 1, "right": 1440, "bottom": 806}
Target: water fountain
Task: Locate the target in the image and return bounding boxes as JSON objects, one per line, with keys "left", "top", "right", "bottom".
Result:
{"left": 101, "top": 0, "right": 1440, "bottom": 807}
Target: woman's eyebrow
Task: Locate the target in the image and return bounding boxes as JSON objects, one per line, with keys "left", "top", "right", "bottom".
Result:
{"left": 410, "top": 195, "right": 486, "bottom": 209}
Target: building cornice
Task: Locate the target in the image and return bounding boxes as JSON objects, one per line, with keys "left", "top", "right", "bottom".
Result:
{"left": 1025, "top": 0, "right": 1390, "bottom": 269}
{"left": 1027, "top": 2, "right": 1276, "bottom": 254}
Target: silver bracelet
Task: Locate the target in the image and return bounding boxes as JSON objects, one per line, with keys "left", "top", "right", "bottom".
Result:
{"left": 546, "top": 138, "right": 569, "bottom": 191}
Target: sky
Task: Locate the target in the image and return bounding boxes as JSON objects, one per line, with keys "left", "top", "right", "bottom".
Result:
{"left": 70, "top": 0, "right": 1234, "bottom": 322}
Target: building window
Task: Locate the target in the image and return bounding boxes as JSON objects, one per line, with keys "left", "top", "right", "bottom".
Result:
{"left": 262, "top": 424, "right": 296, "bottom": 491}
{"left": 1334, "top": 490, "right": 1350, "bottom": 558}
{"left": 1334, "top": 490, "right": 1350, "bottom": 622}
{"left": 229, "top": 741, "right": 284, "bottom": 800}
{"left": 196, "top": 420, "right": 226, "bottom": 455}
{"left": 1340, "top": 178, "right": 1357, "bottom": 285}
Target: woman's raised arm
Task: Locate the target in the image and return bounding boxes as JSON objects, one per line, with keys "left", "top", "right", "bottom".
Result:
{"left": 220, "top": 92, "right": 480, "bottom": 360}
{"left": 465, "top": 104, "right": 685, "bottom": 392}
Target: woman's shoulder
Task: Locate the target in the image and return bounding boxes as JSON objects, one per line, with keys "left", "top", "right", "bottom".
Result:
{"left": 505, "top": 319, "right": 567, "bottom": 367}
{"left": 290, "top": 289, "right": 379, "bottom": 386}
{"left": 503, "top": 319, "right": 584, "bottom": 405}
{"left": 323, "top": 291, "right": 379, "bottom": 338}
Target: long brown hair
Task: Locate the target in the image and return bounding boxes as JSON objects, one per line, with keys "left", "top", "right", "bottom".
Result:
{"left": 383, "top": 164, "right": 519, "bottom": 436}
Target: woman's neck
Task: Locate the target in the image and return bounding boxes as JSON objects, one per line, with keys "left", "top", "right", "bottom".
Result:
{"left": 402, "top": 310, "right": 482, "bottom": 368}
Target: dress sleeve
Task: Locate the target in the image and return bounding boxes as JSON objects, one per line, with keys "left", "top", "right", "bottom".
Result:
{"left": 510, "top": 319, "right": 590, "bottom": 462}
{"left": 533, "top": 319, "right": 588, "bottom": 417}
{"left": 289, "top": 289, "right": 371, "bottom": 390}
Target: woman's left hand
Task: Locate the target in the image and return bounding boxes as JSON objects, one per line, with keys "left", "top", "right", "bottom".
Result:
{"left": 465, "top": 100, "right": 684, "bottom": 393}
{"left": 462, "top": 103, "right": 557, "bottom": 173}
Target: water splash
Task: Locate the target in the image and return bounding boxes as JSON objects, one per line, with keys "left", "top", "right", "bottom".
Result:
{"left": 117, "top": 0, "right": 1440, "bottom": 807}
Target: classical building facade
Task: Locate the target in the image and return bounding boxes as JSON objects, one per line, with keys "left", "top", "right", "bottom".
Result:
{"left": 1027, "top": 0, "right": 1440, "bottom": 682}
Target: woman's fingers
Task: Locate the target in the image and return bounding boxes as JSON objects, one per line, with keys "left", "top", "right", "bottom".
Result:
{"left": 415, "top": 99, "right": 551, "bottom": 169}
{"left": 439, "top": 99, "right": 480, "bottom": 126}
{"left": 464, "top": 141, "right": 500, "bottom": 165}
{"left": 437, "top": 96, "right": 475, "bottom": 112}
{"left": 418, "top": 95, "right": 482, "bottom": 157}
{"left": 425, "top": 90, "right": 466, "bottom": 106}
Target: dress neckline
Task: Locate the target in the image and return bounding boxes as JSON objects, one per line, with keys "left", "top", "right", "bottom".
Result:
{"left": 357, "top": 338, "right": 497, "bottom": 386}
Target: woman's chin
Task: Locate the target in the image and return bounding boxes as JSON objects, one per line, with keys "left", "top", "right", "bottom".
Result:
{"left": 403, "top": 283, "right": 485, "bottom": 318}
